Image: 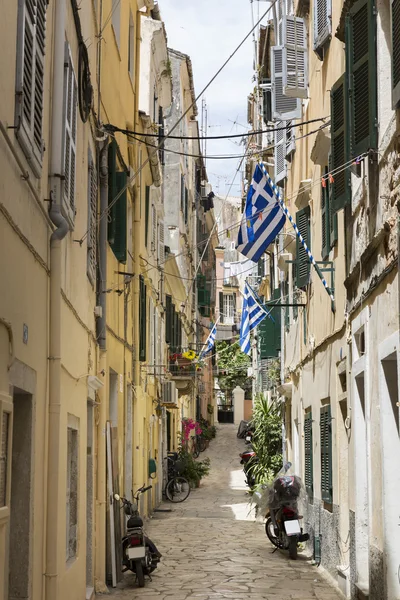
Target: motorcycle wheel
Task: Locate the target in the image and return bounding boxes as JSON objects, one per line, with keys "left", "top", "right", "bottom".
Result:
{"left": 135, "top": 559, "right": 145, "bottom": 587}
{"left": 288, "top": 537, "right": 298, "bottom": 560}
{"left": 265, "top": 517, "right": 279, "bottom": 547}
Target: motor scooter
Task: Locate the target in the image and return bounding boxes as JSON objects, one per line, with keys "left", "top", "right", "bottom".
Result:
{"left": 114, "top": 484, "right": 162, "bottom": 587}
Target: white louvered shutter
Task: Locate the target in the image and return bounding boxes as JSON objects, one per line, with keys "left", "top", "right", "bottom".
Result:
{"left": 152, "top": 206, "right": 157, "bottom": 253}
{"left": 271, "top": 47, "right": 302, "bottom": 120}
{"left": 282, "top": 16, "right": 308, "bottom": 99}
{"left": 15, "top": 0, "right": 47, "bottom": 176}
{"left": 274, "top": 123, "right": 287, "bottom": 184}
{"left": 158, "top": 220, "right": 165, "bottom": 265}
{"left": 313, "top": 0, "right": 332, "bottom": 51}
{"left": 63, "top": 44, "right": 78, "bottom": 225}
{"left": 87, "top": 149, "right": 97, "bottom": 284}
{"left": 285, "top": 121, "right": 296, "bottom": 157}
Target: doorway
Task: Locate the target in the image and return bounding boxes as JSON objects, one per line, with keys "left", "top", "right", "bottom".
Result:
{"left": 86, "top": 403, "right": 94, "bottom": 595}
{"left": 379, "top": 333, "right": 400, "bottom": 599}
{"left": 9, "top": 389, "right": 33, "bottom": 600}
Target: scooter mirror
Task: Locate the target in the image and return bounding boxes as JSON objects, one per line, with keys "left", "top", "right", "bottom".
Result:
{"left": 114, "top": 494, "right": 120, "bottom": 501}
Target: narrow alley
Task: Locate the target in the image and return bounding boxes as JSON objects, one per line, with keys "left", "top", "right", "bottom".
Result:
{"left": 105, "top": 425, "right": 343, "bottom": 600}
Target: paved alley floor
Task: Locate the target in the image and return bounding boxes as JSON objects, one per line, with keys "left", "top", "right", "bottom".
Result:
{"left": 102, "top": 424, "right": 343, "bottom": 600}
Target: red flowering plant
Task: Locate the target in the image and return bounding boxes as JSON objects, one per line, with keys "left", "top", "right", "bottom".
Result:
{"left": 182, "top": 418, "right": 202, "bottom": 442}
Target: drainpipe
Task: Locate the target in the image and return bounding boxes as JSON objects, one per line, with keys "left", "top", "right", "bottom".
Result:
{"left": 94, "top": 142, "right": 108, "bottom": 590}
{"left": 46, "top": 0, "right": 68, "bottom": 598}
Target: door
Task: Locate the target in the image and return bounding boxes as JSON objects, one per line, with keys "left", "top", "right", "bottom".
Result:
{"left": 379, "top": 334, "right": 400, "bottom": 599}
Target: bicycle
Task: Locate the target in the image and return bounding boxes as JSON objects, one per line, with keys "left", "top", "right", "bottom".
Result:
{"left": 164, "top": 454, "right": 191, "bottom": 503}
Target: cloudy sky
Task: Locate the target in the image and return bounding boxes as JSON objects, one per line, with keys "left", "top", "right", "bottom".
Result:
{"left": 159, "top": 0, "right": 265, "bottom": 198}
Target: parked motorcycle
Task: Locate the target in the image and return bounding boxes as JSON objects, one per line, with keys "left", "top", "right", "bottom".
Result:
{"left": 259, "top": 463, "right": 309, "bottom": 559}
{"left": 239, "top": 447, "right": 258, "bottom": 488}
{"left": 114, "top": 485, "right": 162, "bottom": 587}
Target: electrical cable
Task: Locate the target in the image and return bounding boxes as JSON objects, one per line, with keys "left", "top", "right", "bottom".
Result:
{"left": 79, "top": 0, "right": 279, "bottom": 244}
{"left": 104, "top": 116, "right": 329, "bottom": 141}
{"left": 117, "top": 121, "right": 330, "bottom": 161}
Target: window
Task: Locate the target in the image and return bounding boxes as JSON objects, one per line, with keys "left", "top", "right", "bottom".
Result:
{"left": 392, "top": 0, "right": 400, "bottom": 107}
{"left": 285, "top": 121, "right": 295, "bottom": 159}
{"left": 139, "top": 276, "right": 147, "bottom": 361}
{"left": 313, "top": 0, "right": 332, "bottom": 55}
{"left": 112, "top": 0, "right": 121, "bottom": 48}
{"left": 107, "top": 140, "right": 127, "bottom": 263}
{"left": 184, "top": 188, "right": 188, "bottom": 224}
{"left": 15, "top": 0, "right": 48, "bottom": 176}
{"left": 63, "top": 44, "right": 78, "bottom": 226}
{"left": 223, "top": 294, "right": 235, "bottom": 325}
{"left": 66, "top": 423, "right": 79, "bottom": 561}
{"left": 87, "top": 149, "right": 97, "bottom": 284}
{"left": 304, "top": 410, "right": 313, "bottom": 498}
{"left": 128, "top": 11, "right": 134, "bottom": 79}
{"left": 295, "top": 206, "right": 311, "bottom": 288}
{"left": 320, "top": 404, "right": 333, "bottom": 504}
{"left": 0, "top": 398, "right": 13, "bottom": 509}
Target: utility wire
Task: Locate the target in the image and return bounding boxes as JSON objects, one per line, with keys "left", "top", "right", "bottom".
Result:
{"left": 104, "top": 116, "right": 329, "bottom": 141}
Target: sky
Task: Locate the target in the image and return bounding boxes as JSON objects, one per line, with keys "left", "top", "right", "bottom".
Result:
{"left": 159, "top": 0, "right": 263, "bottom": 198}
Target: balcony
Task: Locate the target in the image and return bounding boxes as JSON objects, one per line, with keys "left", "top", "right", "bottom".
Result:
{"left": 168, "top": 348, "right": 199, "bottom": 379}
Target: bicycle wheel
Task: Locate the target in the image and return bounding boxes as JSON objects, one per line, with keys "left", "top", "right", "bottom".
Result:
{"left": 198, "top": 437, "right": 207, "bottom": 452}
{"left": 165, "top": 476, "right": 191, "bottom": 502}
{"left": 192, "top": 440, "right": 200, "bottom": 459}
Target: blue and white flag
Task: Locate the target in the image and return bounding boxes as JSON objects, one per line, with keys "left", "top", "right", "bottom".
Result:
{"left": 199, "top": 321, "right": 218, "bottom": 359}
{"left": 236, "top": 164, "right": 286, "bottom": 262}
{"left": 240, "top": 283, "right": 269, "bottom": 355}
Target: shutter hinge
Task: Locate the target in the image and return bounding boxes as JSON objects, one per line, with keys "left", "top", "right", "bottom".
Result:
{"left": 373, "top": 6, "right": 378, "bottom": 15}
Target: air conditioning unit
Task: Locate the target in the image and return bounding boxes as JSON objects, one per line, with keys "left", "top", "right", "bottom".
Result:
{"left": 162, "top": 381, "right": 177, "bottom": 405}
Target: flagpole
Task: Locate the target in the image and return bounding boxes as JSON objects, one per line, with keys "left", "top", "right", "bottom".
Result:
{"left": 197, "top": 316, "right": 221, "bottom": 360}
{"left": 259, "top": 161, "right": 335, "bottom": 313}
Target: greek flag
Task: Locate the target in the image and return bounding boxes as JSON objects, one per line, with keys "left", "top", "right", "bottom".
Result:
{"left": 236, "top": 164, "right": 286, "bottom": 262}
{"left": 199, "top": 321, "right": 217, "bottom": 359}
{"left": 240, "top": 283, "right": 269, "bottom": 355}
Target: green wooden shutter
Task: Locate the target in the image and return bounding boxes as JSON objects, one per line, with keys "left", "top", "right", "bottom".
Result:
{"left": 330, "top": 75, "right": 350, "bottom": 211}
{"left": 139, "top": 276, "right": 147, "bottom": 361}
{"left": 165, "top": 295, "right": 172, "bottom": 345}
{"left": 304, "top": 411, "right": 313, "bottom": 497}
{"left": 346, "top": 0, "right": 377, "bottom": 156}
{"left": 259, "top": 288, "right": 281, "bottom": 358}
{"left": 171, "top": 304, "right": 176, "bottom": 350}
{"left": 219, "top": 292, "right": 224, "bottom": 324}
{"left": 392, "top": 0, "right": 400, "bottom": 107}
{"left": 328, "top": 155, "right": 338, "bottom": 247}
{"left": 107, "top": 140, "right": 127, "bottom": 263}
{"left": 321, "top": 167, "right": 330, "bottom": 259}
{"left": 320, "top": 405, "right": 333, "bottom": 503}
{"left": 145, "top": 186, "right": 150, "bottom": 248}
{"left": 112, "top": 171, "right": 127, "bottom": 263}
{"left": 295, "top": 206, "right": 311, "bottom": 289}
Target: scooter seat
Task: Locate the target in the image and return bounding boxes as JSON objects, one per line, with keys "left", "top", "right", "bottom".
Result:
{"left": 127, "top": 516, "right": 143, "bottom": 528}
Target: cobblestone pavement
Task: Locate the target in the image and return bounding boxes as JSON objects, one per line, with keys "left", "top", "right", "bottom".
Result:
{"left": 102, "top": 424, "right": 343, "bottom": 600}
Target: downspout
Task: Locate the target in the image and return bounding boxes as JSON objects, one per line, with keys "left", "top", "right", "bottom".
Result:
{"left": 46, "top": 0, "right": 68, "bottom": 598}
{"left": 94, "top": 142, "right": 108, "bottom": 590}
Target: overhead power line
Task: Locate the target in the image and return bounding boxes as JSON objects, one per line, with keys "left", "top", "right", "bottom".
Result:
{"left": 104, "top": 116, "right": 329, "bottom": 141}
